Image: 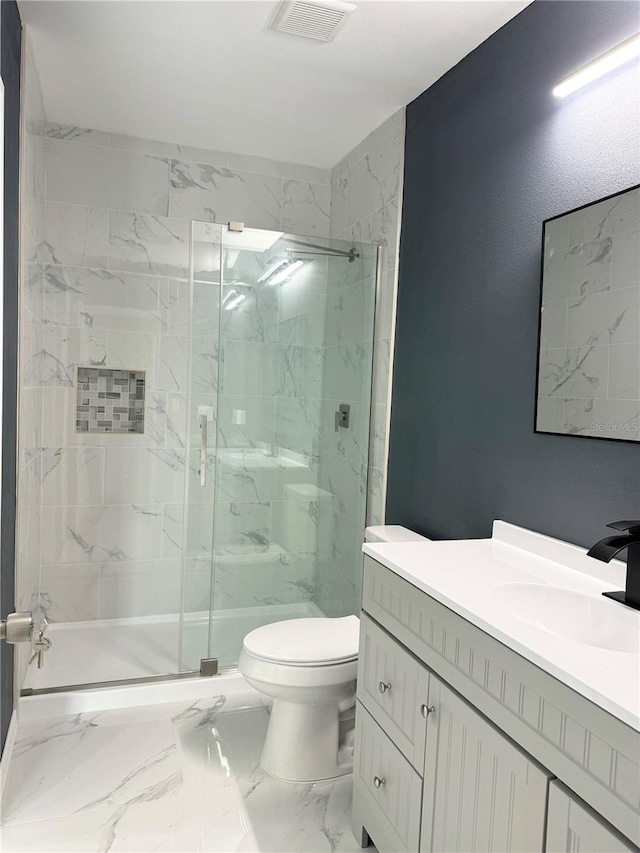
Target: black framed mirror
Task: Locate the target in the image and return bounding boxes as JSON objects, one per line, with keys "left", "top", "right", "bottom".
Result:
{"left": 535, "top": 184, "right": 640, "bottom": 442}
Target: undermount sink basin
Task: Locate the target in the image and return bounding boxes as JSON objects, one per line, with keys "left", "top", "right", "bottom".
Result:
{"left": 494, "top": 583, "right": 640, "bottom": 653}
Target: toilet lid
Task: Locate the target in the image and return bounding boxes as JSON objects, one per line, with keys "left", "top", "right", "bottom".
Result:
{"left": 243, "top": 616, "right": 360, "bottom": 666}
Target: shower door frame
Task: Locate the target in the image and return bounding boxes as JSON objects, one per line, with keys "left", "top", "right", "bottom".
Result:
{"left": 177, "top": 220, "right": 225, "bottom": 677}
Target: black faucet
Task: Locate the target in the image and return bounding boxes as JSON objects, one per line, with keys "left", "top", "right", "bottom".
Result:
{"left": 587, "top": 520, "right": 640, "bottom": 612}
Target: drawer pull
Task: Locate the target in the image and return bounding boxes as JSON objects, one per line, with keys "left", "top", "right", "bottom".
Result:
{"left": 378, "top": 681, "right": 391, "bottom": 694}
{"left": 421, "top": 704, "right": 436, "bottom": 718}
{"left": 373, "top": 775, "right": 386, "bottom": 788}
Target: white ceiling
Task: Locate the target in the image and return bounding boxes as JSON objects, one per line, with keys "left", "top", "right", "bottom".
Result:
{"left": 18, "top": 0, "right": 530, "bottom": 168}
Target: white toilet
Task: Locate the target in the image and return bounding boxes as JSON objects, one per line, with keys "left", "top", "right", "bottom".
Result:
{"left": 238, "top": 524, "right": 430, "bottom": 783}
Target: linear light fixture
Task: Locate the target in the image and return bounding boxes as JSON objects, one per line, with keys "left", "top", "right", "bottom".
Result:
{"left": 267, "top": 259, "right": 305, "bottom": 286}
{"left": 553, "top": 32, "right": 640, "bottom": 98}
{"left": 258, "top": 259, "right": 288, "bottom": 283}
{"left": 222, "top": 290, "right": 246, "bottom": 311}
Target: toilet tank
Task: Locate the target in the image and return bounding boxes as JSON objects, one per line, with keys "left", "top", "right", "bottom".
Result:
{"left": 364, "top": 525, "right": 431, "bottom": 543}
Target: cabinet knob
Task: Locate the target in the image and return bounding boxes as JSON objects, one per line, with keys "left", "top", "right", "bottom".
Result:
{"left": 378, "top": 681, "right": 391, "bottom": 694}
{"left": 373, "top": 775, "right": 386, "bottom": 789}
{"left": 421, "top": 704, "right": 436, "bottom": 718}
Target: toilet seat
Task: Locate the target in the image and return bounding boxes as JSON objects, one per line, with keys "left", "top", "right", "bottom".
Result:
{"left": 243, "top": 615, "right": 359, "bottom": 666}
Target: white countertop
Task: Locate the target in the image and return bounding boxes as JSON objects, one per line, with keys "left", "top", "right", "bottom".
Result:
{"left": 363, "top": 521, "right": 640, "bottom": 731}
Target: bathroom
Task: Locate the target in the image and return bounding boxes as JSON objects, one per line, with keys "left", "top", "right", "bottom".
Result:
{"left": 0, "top": 0, "right": 638, "bottom": 849}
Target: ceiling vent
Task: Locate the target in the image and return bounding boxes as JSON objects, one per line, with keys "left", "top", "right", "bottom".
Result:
{"left": 270, "top": 0, "right": 356, "bottom": 43}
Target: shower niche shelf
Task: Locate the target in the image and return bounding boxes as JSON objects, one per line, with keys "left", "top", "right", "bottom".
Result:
{"left": 76, "top": 367, "right": 145, "bottom": 434}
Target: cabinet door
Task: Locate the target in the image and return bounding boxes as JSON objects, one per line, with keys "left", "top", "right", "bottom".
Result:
{"left": 358, "top": 613, "right": 430, "bottom": 769}
{"left": 421, "top": 676, "right": 550, "bottom": 852}
{"left": 546, "top": 781, "right": 637, "bottom": 853}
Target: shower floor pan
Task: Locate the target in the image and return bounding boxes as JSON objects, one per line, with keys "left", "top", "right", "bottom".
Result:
{"left": 24, "top": 601, "right": 323, "bottom": 692}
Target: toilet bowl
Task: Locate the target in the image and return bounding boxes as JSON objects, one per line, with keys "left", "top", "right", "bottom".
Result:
{"left": 239, "top": 525, "right": 431, "bottom": 783}
{"left": 239, "top": 615, "right": 359, "bottom": 782}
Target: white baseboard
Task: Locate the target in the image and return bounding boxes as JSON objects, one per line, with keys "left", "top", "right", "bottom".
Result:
{"left": 0, "top": 710, "right": 19, "bottom": 805}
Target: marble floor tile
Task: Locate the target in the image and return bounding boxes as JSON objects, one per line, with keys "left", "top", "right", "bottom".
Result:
{"left": 2, "top": 780, "right": 361, "bottom": 852}
{"left": 229, "top": 774, "right": 359, "bottom": 852}
{"left": 173, "top": 706, "right": 267, "bottom": 794}
{"left": 3, "top": 716, "right": 180, "bottom": 825}
{"left": 3, "top": 700, "right": 364, "bottom": 853}
{"left": 1, "top": 797, "right": 200, "bottom": 852}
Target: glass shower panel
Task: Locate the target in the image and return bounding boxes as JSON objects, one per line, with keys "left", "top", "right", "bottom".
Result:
{"left": 314, "top": 243, "right": 379, "bottom": 618}
{"left": 208, "top": 232, "right": 327, "bottom": 668}
{"left": 213, "top": 232, "right": 379, "bottom": 667}
{"left": 179, "top": 222, "right": 223, "bottom": 672}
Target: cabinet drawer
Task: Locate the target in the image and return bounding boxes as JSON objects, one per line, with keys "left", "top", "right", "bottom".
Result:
{"left": 358, "top": 613, "right": 429, "bottom": 769}
{"left": 353, "top": 702, "right": 423, "bottom": 853}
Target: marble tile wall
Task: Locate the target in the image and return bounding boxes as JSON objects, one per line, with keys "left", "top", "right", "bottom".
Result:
{"left": 315, "top": 110, "right": 405, "bottom": 616}
{"left": 21, "top": 114, "right": 332, "bottom": 628}
{"left": 329, "top": 109, "right": 404, "bottom": 524}
{"left": 18, "top": 68, "right": 405, "bottom": 638}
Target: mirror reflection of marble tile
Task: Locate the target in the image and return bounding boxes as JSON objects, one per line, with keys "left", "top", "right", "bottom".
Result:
{"left": 537, "top": 185, "right": 640, "bottom": 441}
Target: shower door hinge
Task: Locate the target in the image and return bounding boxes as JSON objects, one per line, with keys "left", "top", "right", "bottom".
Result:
{"left": 228, "top": 221, "right": 244, "bottom": 232}
{"left": 335, "top": 403, "right": 350, "bottom": 431}
{"left": 200, "top": 658, "right": 219, "bottom": 676}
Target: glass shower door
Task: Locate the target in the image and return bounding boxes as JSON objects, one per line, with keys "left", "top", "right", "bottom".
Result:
{"left": 179, "top": 222, "right": 223, "bottom": 672}
{"left": 180, "top": 224, "right": 379, "bottom": 672}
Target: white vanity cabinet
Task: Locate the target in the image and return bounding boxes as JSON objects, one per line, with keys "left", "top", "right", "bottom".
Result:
{"left": 353, "top": 613, "right": 550, "bottom": 853}
{"left": 352, "top": 555, "right": 640, "bottom": 853}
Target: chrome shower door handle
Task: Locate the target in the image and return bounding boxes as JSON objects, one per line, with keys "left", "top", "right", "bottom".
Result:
{"left": 199, "top": 414, "right": 208, "bottom": 487}
{"left": 0, "top": 612, "right": 34, "bottom": 643}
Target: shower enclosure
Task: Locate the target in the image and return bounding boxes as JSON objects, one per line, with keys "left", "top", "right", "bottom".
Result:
{"left": 24, "top": 222, "right": 379, "bottom": 692}
{"left": 180, "top": 223, "right": 379, "bottom": 672}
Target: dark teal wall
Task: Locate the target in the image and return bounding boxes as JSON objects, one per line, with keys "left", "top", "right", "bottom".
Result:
{"left": 1, "top": 0, "right": 20, "bottom": 752}
{"left": 387, "top": 1, "right": 640, "bottom": 545}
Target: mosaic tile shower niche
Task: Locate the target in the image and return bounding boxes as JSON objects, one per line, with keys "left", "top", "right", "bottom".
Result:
{"left": 76, "top": 367, "right": 145, "bottom": 434}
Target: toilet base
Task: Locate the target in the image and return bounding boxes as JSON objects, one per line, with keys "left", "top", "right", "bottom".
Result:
{"left": 261, "top": 698, "right": 355, "bottom": 783}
